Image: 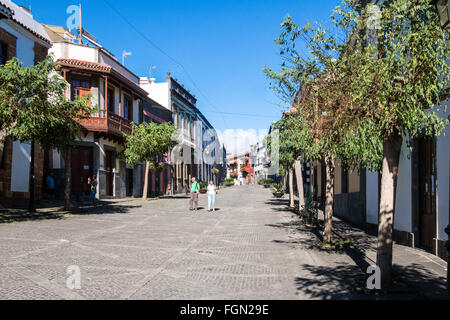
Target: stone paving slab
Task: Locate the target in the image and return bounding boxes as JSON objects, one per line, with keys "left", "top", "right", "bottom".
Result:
{"left": 0, "top": 185, "right": 444, "bottom": 300}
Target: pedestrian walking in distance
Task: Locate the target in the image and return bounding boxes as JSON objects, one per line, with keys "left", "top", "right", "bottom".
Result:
{"left": 189, "top": 177, "right": 200, "bottom": 211}
{"left": 207, "top": 180, "right": 218, "bottom": 212}
{"left": 88, "top": 175, "right": 98, "bottom": 206}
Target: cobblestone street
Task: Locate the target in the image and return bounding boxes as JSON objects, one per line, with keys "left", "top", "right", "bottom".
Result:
{"left": 0, "top": 185, "right": 445, "bottom": 300}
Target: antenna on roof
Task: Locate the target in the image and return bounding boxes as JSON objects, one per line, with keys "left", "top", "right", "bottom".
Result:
{"left": 149, "top": 65, "right": 157, "bottom": 78}
{"left": 122, "top": 50, "right": 132, "bottom": 65}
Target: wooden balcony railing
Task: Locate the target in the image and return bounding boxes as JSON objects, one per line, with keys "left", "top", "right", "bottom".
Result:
{"left": 78, "top": 110, "right": 133, "bottom": 136}
{"left": 241, "top": 166, "right": 250, "bottom": 173}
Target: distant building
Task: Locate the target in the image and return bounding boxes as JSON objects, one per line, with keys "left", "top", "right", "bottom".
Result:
{"left": 250, "top": 140, "right": 268, "bottom": 181}
{"left": 226, "top": 152, "right": 254, "bottom": 185}
{"left": 141, "top": 74, "right": 221, "bottom": 193}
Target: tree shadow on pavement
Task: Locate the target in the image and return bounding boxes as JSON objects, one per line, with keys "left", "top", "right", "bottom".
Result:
{"left": 69, "top": 203, "right": 142, "bottom": 215}
{"left": 294, "top": 262, "right": 445, "bottom": 300}
{"left": 265, "top": 199, "right": 297, "bottom": 213}
{"left": 265, "top": 198, "right": 290, "bottom": 206}
{"left": 266, "top": 196, "right": 448, "bottom": 300}
{"left": 162, "top": 196, "right": 190, "bottom": 199}
{"left": 0, "top": 211, "right": 66, "bottom": 224}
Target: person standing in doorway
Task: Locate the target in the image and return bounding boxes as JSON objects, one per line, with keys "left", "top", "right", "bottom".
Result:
{"left": 46, "top": 172, "right": 55, "bottom": 203}
{"left": 189, "top": 177, "right": 200, "bottom": 211}
{"left": 207, "top": 180, "right": 217, "bottom": 212}
{"left": 88, "top": 175, "right": 98, "bottom": 206}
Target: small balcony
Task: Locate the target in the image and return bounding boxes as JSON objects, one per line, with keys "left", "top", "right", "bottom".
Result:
{"left": 241, "top": 166, "right": 250, "bottom": 173}
{"left": 78, "top": 110, "right": 133, "bottom": 137}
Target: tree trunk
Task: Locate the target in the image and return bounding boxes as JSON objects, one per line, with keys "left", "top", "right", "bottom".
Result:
{"left": 376, "top": 132, "right": 402, "bottom": 287}
{"left": 288, "top": 166, "right": 294, "bottom": 208}
{"left": 294, "top": 158, "right": 305, "bottom": 212}
{"left": 282, "top": 171, "right": 287, "bottom": 190}
{"left": 143, "top": 160, "right": 150, "bottom": 200}
{"left": 63, "top": 147, "right": 72, "bottom": 211}
{"left": 323, "top": 154, "right": 335, "bottom": 244}
{"left": 28, "top": 140, "right": 36, "bottom": 213}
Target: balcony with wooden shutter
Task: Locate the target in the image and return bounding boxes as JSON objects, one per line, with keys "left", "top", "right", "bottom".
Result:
{"left": 79, "top": 110, "right": 133, "bottom": 137}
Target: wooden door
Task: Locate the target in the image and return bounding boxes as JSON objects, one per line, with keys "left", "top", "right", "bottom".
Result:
{"left": 105, "top": 151, "right": 113, "bottom": 196}
{"left": 126, "top": 168, "right": 133, "bottom": 197}
{"left": 71, "top": 147, "right": 93, "bottom": 194}
{"left": 418, "top": 137, "right": 437, "bottom": 251}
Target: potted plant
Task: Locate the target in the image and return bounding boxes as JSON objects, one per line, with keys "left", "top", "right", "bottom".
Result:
{"left": 272, "top": 183, "right": 285, "bottom": 198}
{"left": 264, "top": 178, "right": 273, "bottom": 188}
{"left": 225, "top": 178, "right": 235, "bottom": 187}
{"left": 156, "top": 162, "right": 165, "bottom": 171}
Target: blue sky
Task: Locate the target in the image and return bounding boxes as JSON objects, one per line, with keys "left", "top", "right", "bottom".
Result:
{"left": 21, "top": 0, "right": 340, "bottom": 152}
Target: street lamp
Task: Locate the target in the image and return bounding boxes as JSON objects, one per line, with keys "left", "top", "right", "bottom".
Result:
{"left": 434, "top": 0, "right": 450, "bottom": 29}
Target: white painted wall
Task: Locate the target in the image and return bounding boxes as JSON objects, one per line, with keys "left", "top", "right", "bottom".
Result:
{"left": 365, "top": 137, "right": 412, "bottom": 233}
{"left": 52, "top": 150, "right": 61, "bottom": 169}
{"left": 436, "top": 101, "right": 450, "bottom": 241}
{"left": 140, "top": 78, "right": 170, "bottom": 110}
{"left": 10, "top": 141, "right": 30, "bottom": 192}
{"left": 0, "top": 19, "right": 40, "bottom": 193}
{"left": 394, "top": 138, "right": 413, "bottom": 233}
{"left": 49, "top": 42, "right": 98, "bottom": 62}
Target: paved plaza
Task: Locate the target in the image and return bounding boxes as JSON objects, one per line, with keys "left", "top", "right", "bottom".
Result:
{"left": 0, "top": 185, "right": 446, "bottom": 300}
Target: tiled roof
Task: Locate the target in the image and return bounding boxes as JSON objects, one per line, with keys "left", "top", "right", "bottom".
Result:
{"left": 56, "top": 58, "right": 150, "bottom": 98}
{"left": 1, "top": 0, "right": 51, "bottom": 44}
{"left": 56, "top": 58, "right": 112, "bottom": 73}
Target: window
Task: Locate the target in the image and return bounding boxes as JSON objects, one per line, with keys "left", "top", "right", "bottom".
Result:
{"left": 123, "top": 95, "right": 132, "bottom": 120}
{"left": 0, "top": 42, "right": 7, "bottom": 65}
{"left": 107, "top": 87, "right": 115, "bottom": 113}
{"left": 71, "top": 79, "right": 91, "bottom": 101}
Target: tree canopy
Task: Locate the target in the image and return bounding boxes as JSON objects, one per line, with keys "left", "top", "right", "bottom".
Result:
{"left": 123, "top": 121, "right": 176, "bottom": 165}
{"left": 0, "top": 56, "right": 93, "bottom": 150}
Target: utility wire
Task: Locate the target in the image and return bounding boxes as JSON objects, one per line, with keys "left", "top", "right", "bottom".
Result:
{"left": 101, "top": 0, "right": 229, "bottom": 128}
{"left": 213, "top": 111, "right": 281, "bottom": 119}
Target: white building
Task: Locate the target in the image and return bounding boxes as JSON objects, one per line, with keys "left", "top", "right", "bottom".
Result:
{"left": 0, "top": 1, "right": 52, "bottom": 206}
{"left": 250, "top": 139, "right": 268, "bottom": 180}
{"left": 365, "top": 101, "right": 449, "bottom": 261}
{"left": 43, "top": 25, "right": 148, "bottom": 199}
{"left": 141, "top": 74, "right": 221, "bottom": 191}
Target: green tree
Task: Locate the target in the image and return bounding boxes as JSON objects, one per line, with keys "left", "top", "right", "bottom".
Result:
{"left": 263, "top": 11, "right": 381, "bottom": 243}
{"left": 336, "top": 0, "right": 450, "bottom": 285}
{"left": 0, "top": 56, "right": 93, "bottom": 212}
{"left": 268, "top": 113, "right": 310, "bottom": 211}
{"left": 123, "top": 121, "right": 176, "bottom": 200}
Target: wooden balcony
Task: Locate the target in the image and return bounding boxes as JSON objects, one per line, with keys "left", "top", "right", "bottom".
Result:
{"left": 241, "top": 166, "right": 250, "bottom": 173}
{"left": 78, "top": 110, "right": 133, "bottom": 137}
